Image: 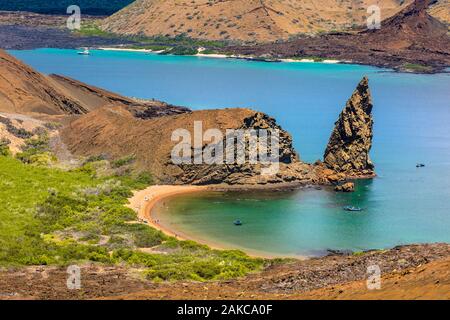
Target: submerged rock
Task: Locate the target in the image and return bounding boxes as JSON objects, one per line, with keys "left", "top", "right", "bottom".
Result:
{"left": 324, "top": 76, "right": 375, "bottom": 178}
{"left": 335, "top": 182, "right": 355, "bottom": 192}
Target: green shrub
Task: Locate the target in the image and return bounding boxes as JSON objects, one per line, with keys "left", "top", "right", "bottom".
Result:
{"left": 126, "top": 224, "right": 167, "bottom": 247}
{"left": 16, "top": 133, "right": 54, "bottom": 165}
{"left": 112, "top": 155, "right": 135, "bottom": 168}
{"left": 0, "top": 138, "right": 11, "bottom": 156}
{"left": 0, "top": 156, "right": 265, "bottom": 281}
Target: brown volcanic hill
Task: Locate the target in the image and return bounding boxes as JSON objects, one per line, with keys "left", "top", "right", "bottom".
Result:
{"left": 0, "top": 49, "right": 89, "bottom": 115}
{"left": 101, "top": 0, "right": 417, "bottom": 42}
{"left": 429, "top": 0, "right": 450, "bottom": 25}
{"left": 0, "top": 50, "right": 188, "bottom": 117}
{"left": 60, "top": 77, "right": 374, "bottom": 186}
{"left": 60, "top": 105, "right": 317, "bottom": 185}
{"left": 361, "top": 0, "right": 449, "bottom": 51}
{"left": 229, "top": 0, "right": 449, "bottom": 71}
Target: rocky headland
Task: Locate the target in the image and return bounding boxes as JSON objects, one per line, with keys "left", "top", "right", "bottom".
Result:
{"left": 59, "top": 77, "right": 375, "bottom": 188}
{"left": 0, "top": 49, "right": 374, "bottom": 190}
{"left": 324, "top": 76, "right": 375, "bottom": 178}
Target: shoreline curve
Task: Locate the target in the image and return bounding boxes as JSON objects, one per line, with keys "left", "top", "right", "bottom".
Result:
{"left": 127, "top": 184, "right": 305, "bottom": 259}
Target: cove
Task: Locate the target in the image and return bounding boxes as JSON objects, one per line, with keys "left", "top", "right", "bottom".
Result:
{"left": 8, "top": 48, "right": 450, "bottom": 256}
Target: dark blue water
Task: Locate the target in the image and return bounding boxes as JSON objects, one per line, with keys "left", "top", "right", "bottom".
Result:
{"left": 9, "top": 49, "right": 450, "bottom": 256}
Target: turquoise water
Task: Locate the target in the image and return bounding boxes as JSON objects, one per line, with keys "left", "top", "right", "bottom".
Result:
{"left": 9, "top": 48, "right": 450, "bottom": 256}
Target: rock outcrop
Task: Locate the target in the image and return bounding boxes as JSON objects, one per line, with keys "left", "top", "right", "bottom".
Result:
{"left": 324, "top": 77, "right": 375, "bottom": 178}
{"left": 335, "top": 182, "right": 355, "bottom": 192}
{"left": 61, "top": 77, "right": 378, "bottom": 186}
{"left": 2, "top": 49, "right": 378, "bottom": 187}
{"left": 61, "top": 106, "right": 320, "bottom": 186}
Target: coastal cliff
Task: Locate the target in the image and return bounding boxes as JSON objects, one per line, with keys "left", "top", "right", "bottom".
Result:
{"left": 0, "top": 50, "right": 375, "bottom": 187}
{"left": 60, "top": 77, "right": 375, "bottom": 186}
{"left": 324, "top": 77, "right": 375, "bottom": 178}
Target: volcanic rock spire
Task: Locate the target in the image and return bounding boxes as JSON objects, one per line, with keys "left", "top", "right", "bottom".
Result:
{"left": 324, "top": 77, "right": 375, "bottom": 178}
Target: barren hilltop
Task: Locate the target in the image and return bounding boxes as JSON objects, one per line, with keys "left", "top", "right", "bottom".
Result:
{"left": 229, "top": 0, "right": 450, "bottom": 72}
{"left": 101, "top": 0, "right": 448, "bottom": 42}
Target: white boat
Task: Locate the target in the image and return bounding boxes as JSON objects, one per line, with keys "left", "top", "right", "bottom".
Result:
{"left": 77, "top": 48, "right": 90, "bottom": 55}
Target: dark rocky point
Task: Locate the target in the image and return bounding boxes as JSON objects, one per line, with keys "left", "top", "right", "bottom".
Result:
{"left": 324, "top": 77, "right": 375, "bottom": 178}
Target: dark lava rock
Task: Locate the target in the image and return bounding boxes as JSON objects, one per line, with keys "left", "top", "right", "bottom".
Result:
{"left": 324, "top": 77, "right": 375, "bottom": 178}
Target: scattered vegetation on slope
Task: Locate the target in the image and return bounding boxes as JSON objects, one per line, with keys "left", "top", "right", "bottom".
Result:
{"left": 0, "top": 141, "right": 265, "bottom": 281}
{"left": 74, "top": 23, "right": 230, "bottom": 53}
{"left": 401, "top": 63, "right": 434, "bottom": 73}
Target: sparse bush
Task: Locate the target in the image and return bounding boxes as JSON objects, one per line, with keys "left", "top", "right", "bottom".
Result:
{"left": 112, "top": 155, "right": 136, "bottom": 168}
{"left": 0, "top": 138, "right": 11, "bottom": 156}
{"left": 16, "top": 133, "right": 54, "bottom": 165}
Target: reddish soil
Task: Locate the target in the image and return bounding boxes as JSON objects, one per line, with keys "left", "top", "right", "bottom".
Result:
{"left": 0, "top": 243, "right": 448, "bottom": 300}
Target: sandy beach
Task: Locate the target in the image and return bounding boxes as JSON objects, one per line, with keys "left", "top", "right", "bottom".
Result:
{"left": 127, "top": 185, "right": 208, "bottom": 238}
{"left": 126, "top": 184, "right": 300, "bottom": 259}
{"left": 97, "top": 47, "right": 341, "bottom": 64}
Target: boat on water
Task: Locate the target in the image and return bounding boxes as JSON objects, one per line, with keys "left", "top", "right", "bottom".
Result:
{"left": 77, "top": 48, "right": 91, "bottom": 55}
{"left": 343, "top": 206, "right": 363, "bottom": 212}
{"left": 416, "top": 163, "right": 425, "bottom": 168}
{"left": 233, "top": 220, "right": 243, "bottom": 226}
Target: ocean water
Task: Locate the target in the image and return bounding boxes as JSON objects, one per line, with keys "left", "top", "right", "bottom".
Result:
{"left": 9, "top": 48, "right": 450, "bottom": 256}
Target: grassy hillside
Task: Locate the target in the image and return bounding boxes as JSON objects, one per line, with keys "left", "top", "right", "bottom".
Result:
{"left": 0, "top": 0, "right": 135, "bottom": 16}
{"left": 0, "top": 149, "right": 265, "bottom": 281}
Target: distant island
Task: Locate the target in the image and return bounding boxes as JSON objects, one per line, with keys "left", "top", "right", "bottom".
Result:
{"left": 0, "top": 0, "right": 448, "bottom": 73}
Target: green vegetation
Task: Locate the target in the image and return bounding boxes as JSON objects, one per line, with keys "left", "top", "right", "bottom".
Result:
{"left": 74, "top": 21, "right": 116, "bottom": 38}
{"left": 289, "top": 56, "right": 326, "bottom": 62}
{"left": 15, "top": 132, "right": 56, "bottom": 166}
{"left": 136, "top": 34, "right": 230, "bottom": 50}
{"left": 74, "top": 25, "right": 232, "bottom": 55}
{"left": 0, "top": 138, "right": 11, "bottom": 156}
{"left": 112, "top": 155, "right": 135, "bottom": 168}
{"left": 160, "top": 46, "right": 198, "bottom": 56}
{"left": 402, "top": 63, "right": 433, "bottom": 73}
{"left": 0, "top": 151, "right": 265, "bottom": 281}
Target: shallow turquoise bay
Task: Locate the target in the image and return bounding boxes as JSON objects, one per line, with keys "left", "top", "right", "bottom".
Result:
{"left": 9, "top": 49, "right": 450, "bottom": 256}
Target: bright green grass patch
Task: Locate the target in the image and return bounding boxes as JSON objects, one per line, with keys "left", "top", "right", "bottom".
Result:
{"left": 402, "top": 63, "right": 433, "bottom": 73}
{"left": 288, "top": 56, "right": 326, "bottom": 62}
{"left": 0, "top": 156, "right": 265, "bottom": 280}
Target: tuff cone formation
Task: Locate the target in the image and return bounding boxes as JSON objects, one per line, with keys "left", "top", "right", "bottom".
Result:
{"left": 324, "top": 77, "right": 375, "bottom": 178}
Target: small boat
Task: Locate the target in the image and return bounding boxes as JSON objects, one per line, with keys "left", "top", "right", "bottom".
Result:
{"left": 343, "top": 206, "right": 363, "bottom": 212}
{"left": 416, "top": 163, "right": 425, "bottom": 168}
{"left": 77, "top": 48, "right": 91, "bottom": 55}
{"left": 233, "top": 220, "right": 243, "bottom": 226}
